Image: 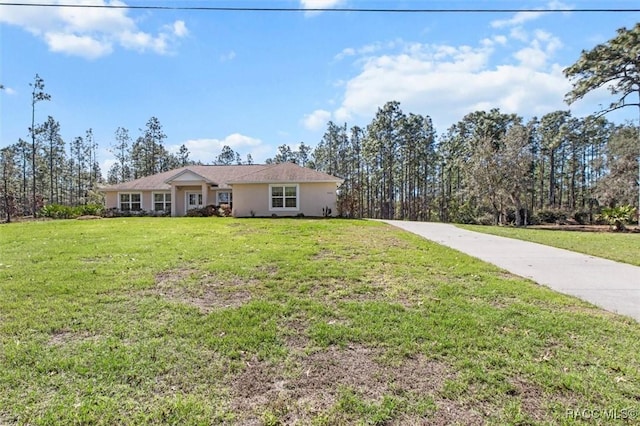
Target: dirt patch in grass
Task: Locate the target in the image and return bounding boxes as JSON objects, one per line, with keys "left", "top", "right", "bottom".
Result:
{"left": 311, "top": 249, "right": 342, "bottom": 260}
{"left": 255, "top": 264, "right": 279, "bottom": 276}
{"left": 229, "top": 345, "right": 463, "bottom": 424}
{"left": 304, "top": 276, "right": 432, "bottom": 309}
{"left": 508, "top": 377, "right": 547, "bottom": 420}
{"left": 48, "top": 329, "right": 101, "bottom": 346}
{"left": 311, "top": 248, "right": 365, "bottom": 261}
{"left": 279, "top": 318, "right": 311, "bottom": 351}
{"left": 152, "top": 268, "right": 254, "bottom": 313}
{"left": 398, "top": 400, "right": 485, "bottom": 426}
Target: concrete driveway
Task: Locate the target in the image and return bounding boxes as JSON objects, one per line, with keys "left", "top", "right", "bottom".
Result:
{"left": 380, "top": 220, "right": 640, "bottom": 322}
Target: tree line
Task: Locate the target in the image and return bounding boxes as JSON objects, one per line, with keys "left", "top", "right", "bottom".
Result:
{"left": 0, "top": 74, "right": 191, "bottom": 221}
{"left": 0, "top": 86, "right": 637, "bottom": 225}
{"left": 0, "top": 74, "right": 260, "bottom": 221}
{"left": 304, "top": 103, "right": 638, "bottom": 224}
{"left": 1, "top": 23, "right": 639, "bottom": 224}
{"left": 1, "top": 75, "right": 106, "bottom": 221}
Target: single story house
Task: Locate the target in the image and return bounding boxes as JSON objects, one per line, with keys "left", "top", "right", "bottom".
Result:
{"left": 101, "top": 162, "right": 343, "bottom": 217}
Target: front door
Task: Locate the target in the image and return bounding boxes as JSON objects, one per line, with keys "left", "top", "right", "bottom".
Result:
{"left": 186, "top": 192, "right": 203, "bottom": 211}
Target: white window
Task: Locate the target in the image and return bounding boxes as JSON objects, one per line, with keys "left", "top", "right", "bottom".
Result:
{"left": 153, "top": 192, "right": 171, "bottom": 211}
{"left": 119, "top": 193, "right": 142, "bottom": 211}
{"left": 186, "top": 192, "right": 203, "bottom": 210}
{"left": 269, "top": 184, "right": 298, "bottom": 210}
{"left": 217, "top": 191, "right": 232, "bottom": 205}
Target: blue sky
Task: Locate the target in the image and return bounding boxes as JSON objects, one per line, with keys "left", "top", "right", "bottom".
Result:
{"left": 1, "top": 0, "right": 639, "bottom": 174}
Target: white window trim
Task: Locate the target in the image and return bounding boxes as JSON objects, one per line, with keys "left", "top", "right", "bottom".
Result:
{"left": 269, "top": 184, "right": 299, "bottom": 211}
{"left": 118, "top": 192, "right": 142, "bottom": 211}
{"left": 185, "top": 192, "right": 203, "bottom": 210}
{"left": 152, "top": 192, "right": 171, "bottom": 212}
{"left": 217, "top": 191, "right": 232, "bottom": 205}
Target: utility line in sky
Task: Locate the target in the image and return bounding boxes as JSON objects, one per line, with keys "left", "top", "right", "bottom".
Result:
{"left": 0, "top": 2, "right": 639, "bottom": 13}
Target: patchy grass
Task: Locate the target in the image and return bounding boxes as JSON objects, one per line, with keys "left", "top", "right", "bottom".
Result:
{"left": 458, "top": 224, "right": 640, "bottom": 266}
{"left": 1, "top": 218, "right": 639, "bottom": 425}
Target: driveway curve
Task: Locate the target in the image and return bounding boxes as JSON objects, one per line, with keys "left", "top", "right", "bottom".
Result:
{"left": 380, "top": 220, "right": 640, "bottom": 322}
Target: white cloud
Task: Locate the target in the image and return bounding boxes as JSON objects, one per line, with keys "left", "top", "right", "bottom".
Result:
{"left": 300, "top": 0, "right": 345, "bottom": 16}
{"left": 170, "top": 134, "right": 265, "bottom": 164}
{"left": 171, "top": 20, "right": 188, "bottom": 37}
{"left": 509, "top": 27, "right": 529, "bottom": 42}
{"left": 513, "top": 31, "right": 563, "bottom": 69}
{"left": 101, "top": 158, "right": 117, "bottom": 175}
{"left": 1, "top": 87, "right": 17, "bottom": 95}
{"left": 334, "top": 107, "right": 352, "bottom": 123}
{"left": 339, "top": 40, "right": 401, "bottom": 60}
{"left": 220, "top": 50, "right": 237, "bottom": 62}
{"left": 57, "top": 0, "right": 134, "bottom": 33}
{"left": 300, "top": 0, "right": 344, "bottom": 9}
{"left": 535, "top": 29, "right": 562, "bottom": 53}
{"left": 302, "top": 109, "right": 332, "bottom": 131}
{"left": 45, "top": 31, "right": 113, "bottom": 58}
{"left": 490, "top": 1, "right": 572, "bottom": 41}
{"left": 514, "top": 45, "right": 548, "bottom": 69}
{"left": 118, "top": 30, "right": 153, "bottom": 51}
{"left": 325, "top": 37, "right": 572, "bottom": 133}
{"left": 0, "top": 0, "right": 188, "bottom": 59}
{"left": 491, "top": 11, "right": 545, "bottom": 29}
{"left": 334, "top": 47, "right": 355, "bottom": 60}
{"left": 223, "top": 133, "right": 263, "bottom": 148}
{"left": 0, "top": 0, "right": 59, "bottom": 34}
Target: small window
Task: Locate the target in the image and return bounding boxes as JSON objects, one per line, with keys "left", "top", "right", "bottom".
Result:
{"left": 270, "top": 184, "right": 298, "bottom": 210}
{"left": 187, "top": 193, "right": 203, "bottom": 207}
{"left": 153, "top": 192, "right": 171, "bottom": 211}
{"left": 119, "top": 193, "right": 142, "bottom": 211}
{"left": 217, "top": 191, "right": 232, "bottom": 204}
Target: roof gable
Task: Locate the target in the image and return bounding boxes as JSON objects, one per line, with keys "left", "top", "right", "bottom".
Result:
{"left": 165, "top": 169, "right": 213, "bottom": 184}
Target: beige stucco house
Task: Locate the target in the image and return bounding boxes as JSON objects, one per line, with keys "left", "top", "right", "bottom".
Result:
{"left": 101, "top": 162, "right": 343, "bottom": 217}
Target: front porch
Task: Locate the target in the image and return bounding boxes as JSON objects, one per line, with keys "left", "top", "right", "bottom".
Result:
{"left": 165, "top": 169, "right": 232, "bottom": 216}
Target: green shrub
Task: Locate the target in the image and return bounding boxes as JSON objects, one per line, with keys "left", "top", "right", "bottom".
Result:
{"left": 573, "top": 210, "right": 591, "bottom": 225}
{"left": 40, "top": 204, "right": 76, "bottom": 219}
{"left": 536, "top": 209, "right": 567, "bottom": 224}
{"left": 476, "top": 212, "right": 496, "bottom": 225}
{"left": 41, "top": 204, "right": 106, "bottom": 219}
{"left": 451, "top": 202, "right": 478, "bottom": 224}
{"left": 78, "top": 204, "right": 104, "bottom": 216}
{"left": 186, "top": 208, "right": 204, "bottom": 217}
{"left": 101, "top": 208, "right": 151, "bottom": 218}
{"left": 599, "top": 205, "right": 636, "bottom": 231}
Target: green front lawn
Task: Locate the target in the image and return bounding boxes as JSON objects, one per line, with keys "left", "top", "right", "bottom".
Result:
{"left": 1, "top": 218, "right": 639, "bottom": 425}
{"left": 458, "top": 225, "right": 640, "bottom": 266}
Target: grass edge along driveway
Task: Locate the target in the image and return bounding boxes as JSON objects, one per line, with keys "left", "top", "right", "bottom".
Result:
{"left": 458, "top": 224, "right": 640, "bottom": 267}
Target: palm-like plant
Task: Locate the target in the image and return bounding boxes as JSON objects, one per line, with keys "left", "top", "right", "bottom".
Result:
{"left": 600, "top": 205, "right": 636, "bottom": 231}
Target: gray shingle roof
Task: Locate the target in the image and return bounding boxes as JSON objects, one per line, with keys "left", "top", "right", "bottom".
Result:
{"left": 227, "top": 162, "right": 342, "bottom": 184}
{"left": 101, "top": 163, "right": 341, "bottom": 191}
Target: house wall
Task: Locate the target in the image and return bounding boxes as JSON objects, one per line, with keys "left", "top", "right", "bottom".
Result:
{"left": 104, "top": 182, "right": 338, "bottom": 217}
{"left": 105, "top": 192, "right": 117, "bottom": 210}
{"left": 232, "top": 182, "right": 338, "bottom": 217}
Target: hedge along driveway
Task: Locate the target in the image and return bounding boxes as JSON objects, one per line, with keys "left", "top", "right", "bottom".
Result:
{"left": 381, "top": 220, "right": 640, "bottom": 322}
